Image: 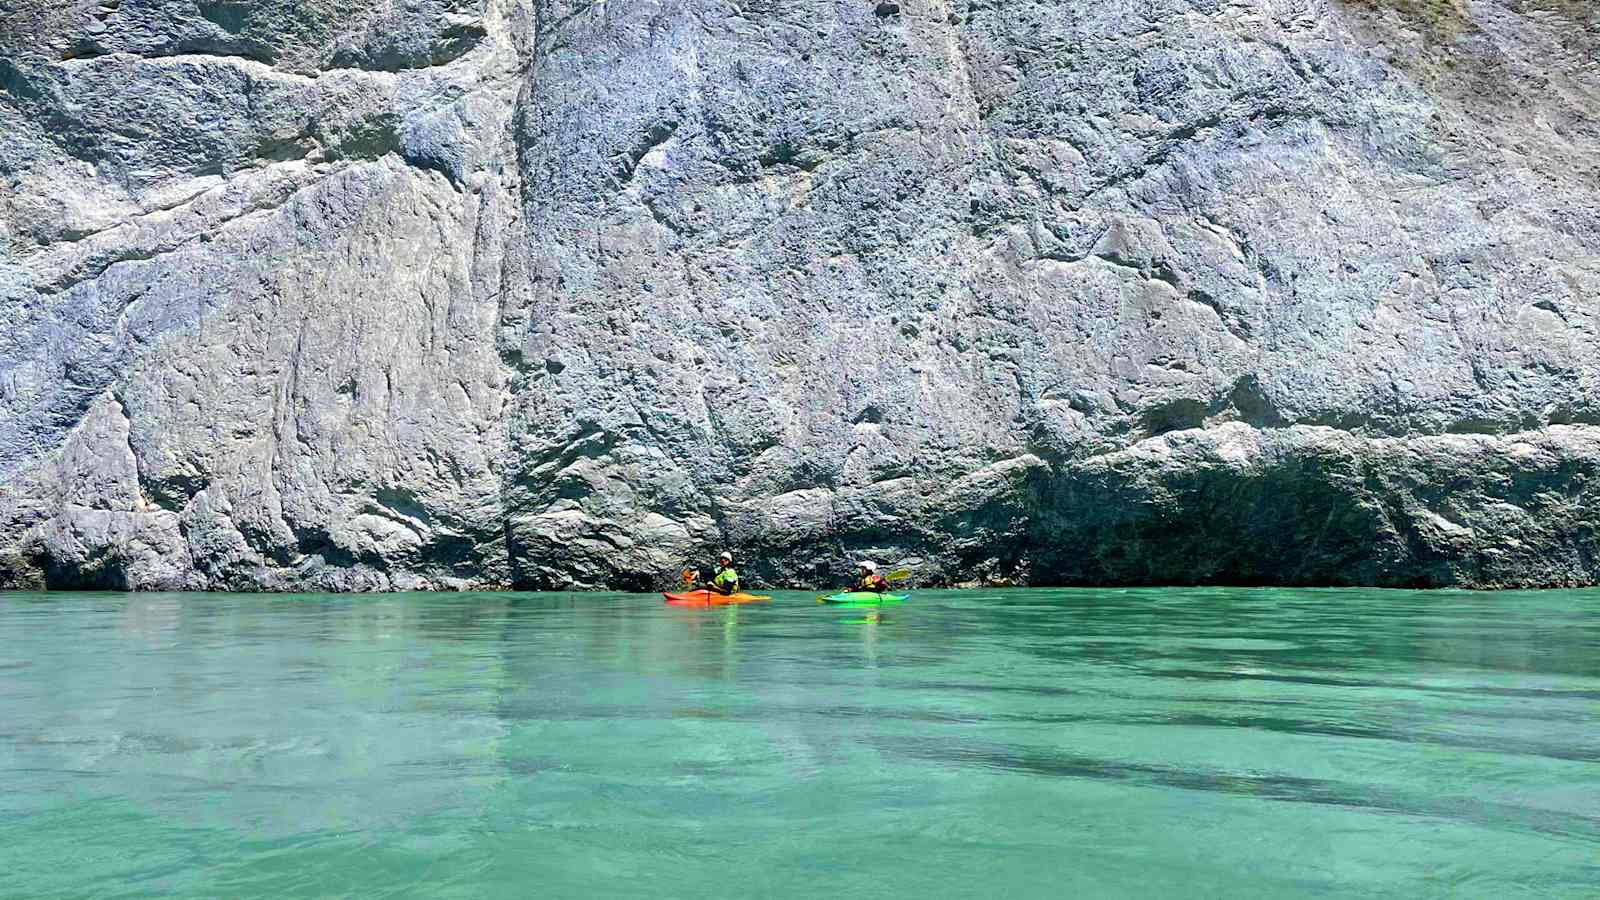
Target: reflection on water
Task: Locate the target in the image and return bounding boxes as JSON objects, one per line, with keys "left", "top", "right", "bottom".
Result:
{"left": 2, "top": 587, "right": 1599, "bottom": 898}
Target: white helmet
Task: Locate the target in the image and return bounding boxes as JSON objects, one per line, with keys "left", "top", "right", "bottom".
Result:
{"left": 859, "top": 561, "right": 877, "bottom": 573}
{"left": 718, "top": 551, "right": 733, "bottom": 563}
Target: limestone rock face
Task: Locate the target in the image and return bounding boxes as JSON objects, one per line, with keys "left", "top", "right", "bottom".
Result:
{"left": 3, "top": 0, "right": 1599, "bottom": 590}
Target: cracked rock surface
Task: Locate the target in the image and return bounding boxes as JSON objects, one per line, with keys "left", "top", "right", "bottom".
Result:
{"left": 3, "top": 0, "right": 1600, "bottom": 591}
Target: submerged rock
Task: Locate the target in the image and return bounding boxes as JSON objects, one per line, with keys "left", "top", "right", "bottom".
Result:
{"left": 3, "top": 0, "right": 1599, "bottom": 590}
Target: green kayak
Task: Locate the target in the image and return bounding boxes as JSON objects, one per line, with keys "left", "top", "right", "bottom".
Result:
{"left": 817, "top": 591, "right": 908, "bottom": 607}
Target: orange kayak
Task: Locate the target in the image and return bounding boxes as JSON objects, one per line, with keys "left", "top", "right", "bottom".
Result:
{"left": 662, "top": 590, "right": 772, "bottom": 606}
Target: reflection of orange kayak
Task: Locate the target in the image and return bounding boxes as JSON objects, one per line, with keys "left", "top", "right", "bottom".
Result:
{"left": 662, "top": 590, "right": 772, "bottom": 606}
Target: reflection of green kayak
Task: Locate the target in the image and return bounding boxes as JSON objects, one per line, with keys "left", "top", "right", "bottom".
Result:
{"left": 817, "top": 592, "right": 908, "bottom": 607}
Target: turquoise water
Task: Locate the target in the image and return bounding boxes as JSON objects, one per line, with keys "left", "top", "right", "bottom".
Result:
{"left": 3, "top": 588, "right": 1599, "bottom": 898}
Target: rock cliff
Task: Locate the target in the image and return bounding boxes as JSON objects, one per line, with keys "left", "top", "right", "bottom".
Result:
{"left": 3, "top": 0, "right": 1599, "bottom": 591}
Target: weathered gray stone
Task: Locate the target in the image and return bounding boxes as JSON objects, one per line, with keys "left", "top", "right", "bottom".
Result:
{"left": 3, "top": 0, "right": 1599, "bottom": 591}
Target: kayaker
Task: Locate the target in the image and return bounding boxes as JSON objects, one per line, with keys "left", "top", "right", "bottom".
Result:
{"left": 702, "top": 551, "right": 740, "bottom": 595}
{"left": 855, "top": 561, "right": 889, "bottom": 593}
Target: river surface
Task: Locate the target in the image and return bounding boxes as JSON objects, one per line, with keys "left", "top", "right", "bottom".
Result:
{"left": 3, "top": 588, "right": 1599, "bottom": 898}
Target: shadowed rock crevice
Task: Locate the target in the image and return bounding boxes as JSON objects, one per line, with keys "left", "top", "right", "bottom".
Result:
{"left": 1025, "top": 426, "right": 1600, "bottom": 588}
{"left": 21, "top": 0, "right": 495, "bottom": 75}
